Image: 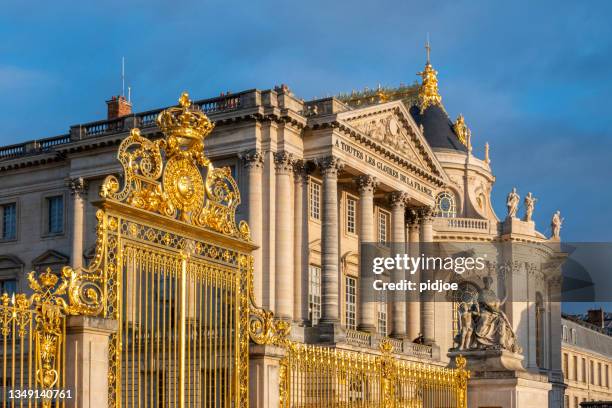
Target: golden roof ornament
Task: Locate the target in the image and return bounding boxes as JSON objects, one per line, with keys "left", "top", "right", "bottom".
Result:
{"left": 453, "top": 114, "right": 470, "bottom": 146}
{"left": 100, "top": 91, "right": 251, "bottom": 241}
{"left": 417, "top": 39, "right": 443, "bottom": 113}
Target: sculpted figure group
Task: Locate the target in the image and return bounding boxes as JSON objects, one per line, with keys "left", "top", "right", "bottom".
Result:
{"left": 455, "top": 276, "right": 522, "bottom": 354}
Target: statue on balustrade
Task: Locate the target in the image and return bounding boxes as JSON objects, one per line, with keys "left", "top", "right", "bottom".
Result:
{"left": 523, "top": 192, "right": 537, "bottom": 222}
{"left": 506, "top": 187, "right": 520, "bottom": 219}
{"left": 551, "top": 210, "right": 564, "bottom": 240}
{"left": 455, "top": 276, "right": 522, "bottom": 353}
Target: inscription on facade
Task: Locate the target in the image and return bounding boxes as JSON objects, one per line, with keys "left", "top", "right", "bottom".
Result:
{"left": 335, "top": 138, "right": 433, "bottom": 197}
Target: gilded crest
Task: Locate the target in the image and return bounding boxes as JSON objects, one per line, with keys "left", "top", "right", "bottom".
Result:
{"left": 101, "top": 92, "right": 251, "bottom": 241}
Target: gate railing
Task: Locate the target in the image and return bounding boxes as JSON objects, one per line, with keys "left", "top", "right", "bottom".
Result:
{"left": 0, "top": 268, "right": 72, "bottom": 408}
{"left": 278, "top": 340, "right": 469, "bottom": 408}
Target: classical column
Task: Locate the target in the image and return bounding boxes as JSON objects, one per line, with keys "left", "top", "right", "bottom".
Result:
{"left": 67, "top": 177, "right": 87, "bottom": 269}
{"left": 406, "top": 210, "right": 421, "bottom": 341}
{"left": 356, "top": 175, "right": 378, "bottom": 332}
{"left": 319, "top": 157, "right": 343, "bottom": 324}
{"left": 419, "top": 206, "right": 436, "bottom": 344}
{"left": 293, "top": 161, "right": 308, "bottom": 324}
{"left": 389, "top": 192, "right": 408, "bottom": 338}
{"left": 241, "top": 150, "right": 265, "bottom": 306}
{"left": 274, "top": 152, "right": 294, "bottom": 320}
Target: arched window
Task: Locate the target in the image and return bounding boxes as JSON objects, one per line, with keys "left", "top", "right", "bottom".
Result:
{"left": 435, "top": 191, "right": 457, "bottom": 218}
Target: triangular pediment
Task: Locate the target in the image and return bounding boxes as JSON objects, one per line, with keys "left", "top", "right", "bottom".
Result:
{"left": 337, "top": 101, "right": 448, "bottom": 181}
{"left": 31, "top": 250, "right": 69, "bottom": 267}
{"left": 0, "top": 255, "right": 24, "bottom": 271}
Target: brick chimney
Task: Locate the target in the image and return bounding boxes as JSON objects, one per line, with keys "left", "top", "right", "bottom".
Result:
{"left": 587, "top": 308, "right": 605, "bottom": 328}
{"left": 106, "top": 95, "right": 132, "bottom": 119}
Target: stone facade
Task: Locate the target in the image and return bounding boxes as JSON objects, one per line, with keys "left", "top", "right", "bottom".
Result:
{"left": 0, "top": 68, "right": 571, "bottom": 406}
{"left": 561, "top": 317, "right": 612, "bottom": 407}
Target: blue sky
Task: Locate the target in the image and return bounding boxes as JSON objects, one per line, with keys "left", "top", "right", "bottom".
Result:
{"left": 1, "top": 0, "right": 612, "bottom": 243}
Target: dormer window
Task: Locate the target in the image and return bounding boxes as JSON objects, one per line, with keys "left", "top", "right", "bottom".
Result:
{"left": 435, "top": 191, "right": 457, "bottom": 218}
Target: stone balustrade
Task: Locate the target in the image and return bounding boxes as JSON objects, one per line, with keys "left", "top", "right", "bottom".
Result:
{"left": 433, "top": 216, "right": 494, "bottom": 234}
{"left": 345, "top": 329, "right": 433, "bottom": 359}
{"left": 0, "top": 89, "right": 266, "bottom": 161}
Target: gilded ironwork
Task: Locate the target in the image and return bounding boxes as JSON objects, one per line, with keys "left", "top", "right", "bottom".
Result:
{"left": 274, "top": 335, "right": 470, "bottom": 407}
{"left": 100, "top": 92, "right": 251, "bottom": 241}
{"left": 0, "top": 268, "right": 73, "bottom": 407}
{"left": 453, "top": 114, "right": 470, "bottom": 146}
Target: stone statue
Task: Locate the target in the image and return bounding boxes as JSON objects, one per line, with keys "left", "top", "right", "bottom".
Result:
{"left": 551, "top": 210, "right": 564, "bottom": 240}
{"left": 457, "top": 300, "right": 479, "bottom": 350}
{"left": 455, "top": 277, "right": 522, "bottom": 353}
{"left": 523, "top": 192, "right": 537, "bottom": 222}
{"left": 506, "top": 187, "right": 520, "bottom": 219}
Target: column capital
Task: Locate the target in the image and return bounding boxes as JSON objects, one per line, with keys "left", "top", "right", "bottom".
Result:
{"left": 406, "top": 208, "right": 420, "bottom": 226}
{"left": 292, "top": 160, "right": 311, "bottom": 183}
{"left": 274, "top": 151, "right": 295, "bottom": 175}
{"left": 240, "top": 149, "right": 264, "bottom": 170}
{"left": 417, "top": 205, "right": 435, "bottom": 223}
{"left": 317, "top": 156, "right": 344, "bottom": 177}
{"left": 66, "top": 177, "right": 88, "bottom": 198}
{"left": 388, "top": 191, "right": 408, "bottom": 209}
{"left": 355, "top": 174, "right": 378, "bottom": 194}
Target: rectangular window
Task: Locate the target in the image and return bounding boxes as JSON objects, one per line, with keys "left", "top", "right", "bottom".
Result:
{"left": 574, "top": 396, "right": 578, "bottom": 408}
{"left": 0, "top": 279, "right": 17, "bottom": 296}
{"left": 591, "top": 360, "right": 595, "bottom": 385}
{"left": 345, "top": 276, "right": 357, "bottom": 330}
{"left": 309, "top": 180, "right": 321, "bottom": 220}
{"left": 573, "top": 355, "right": 578, "bottom": 381}
{"left": 377, "top": 291, "right": 387, "bottom": 336}
{"left": 1, "top": 203, "right": 16, "bottom": 240}
{"left": 598, "top": 362, "right": 602, "bottom": 386}
{"left": 582, "top": 358, "right": 586, "bottom": 383}
{"left": 346, "top": 197, "right": 356, "bottom": 235}
{"left": 308, "top": 265, "right": 321, "bottom": 325}
{"left": 47, "top": 196, "right": 64, "bottom": 234}
{"left": 563, "top": 353, "right": 568, "bottom": 379}
{"left": 377, "top": 210, "right": 388, "bottom": 244}
{"left": 606, "top": 364, "right": 609, "bottom": 388}
{"left": 564, "top": 395, "right": 569, "bottom": 408}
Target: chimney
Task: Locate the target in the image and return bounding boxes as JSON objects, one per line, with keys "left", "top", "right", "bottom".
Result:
{"left": 106, "top": 95, "right": 132, "bottom": 120}
{"left": 587, "top": 308, "right": 605, "bottom": 328}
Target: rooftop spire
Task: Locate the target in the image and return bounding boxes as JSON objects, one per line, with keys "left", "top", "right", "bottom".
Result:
{"left": 417, "top": 37, "right": 442, "bottom": 113}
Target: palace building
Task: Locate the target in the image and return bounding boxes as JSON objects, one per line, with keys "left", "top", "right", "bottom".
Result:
{"left": 0, "top": 49, "right": 574, "bottom": 407}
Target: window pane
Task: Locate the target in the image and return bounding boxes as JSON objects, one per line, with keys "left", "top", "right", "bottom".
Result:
{"left": 2, "top": 203, "right": 16, "bottom": 240}
{"left": 345, "top": 276, "right": 356, "bottom": 330}
{"left": 48, "top": 196, "right": 64, "bottom": 234}
{"left": 378, "top": 291, "right": 387, "bottom": 336}
{"left": 0, "top": 279, "right": 17, "bottom": 296}
{"left": 346, "top": 198, "right": 356, "bottom": 234}
{"left": 378, "top": 212, "right": 387, "bottom": 244}
{"left": 308, "top": 265, "right": 321, "bottom": 325}
{"left": 309, "top": 181, "right": 320, "bottom": 220}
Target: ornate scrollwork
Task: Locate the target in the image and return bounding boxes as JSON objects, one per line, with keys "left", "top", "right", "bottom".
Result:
{"left": 100, "top": 92, "right": 251, "bottom": 241}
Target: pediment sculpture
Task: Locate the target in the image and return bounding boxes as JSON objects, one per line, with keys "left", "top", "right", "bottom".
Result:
{"left": 348, "top": 112, "right": 424, "bottom": 166}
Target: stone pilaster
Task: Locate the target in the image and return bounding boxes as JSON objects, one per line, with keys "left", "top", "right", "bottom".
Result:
{"left": 274, "top": 151, "right": 295, "bottom": 320}
{"left": 389, "top": 191, "right": 408, "bottom": 338}
{"left": 356, "top": 175, "right": 378, "bottom": 332}
{"left": 319, "top": 156, "right": 343, "bottom": 324}
{"left": 67, "top": 177, "right": 87, "bottom": 269}
{"left": 64, "top": 316, "right": 117, "bottom": 408}
{"left": 241, "top": 150, "right": 265, "bottom": 306}
{"left": 418, "top": 206, "right": 436, "bottom": 345}
{"left": 249, "top": 344, "right": 287, "bottom": 408}
{"left": 406, "top": 209, "right": 421, "bottom": 341}
{"left": 293, "top": 161, "right": 308, "bottom": 324}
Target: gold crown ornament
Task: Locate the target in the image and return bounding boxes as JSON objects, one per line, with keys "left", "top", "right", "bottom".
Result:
{"left": 156, "top": 92, "right": 214, "bottom": 165}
